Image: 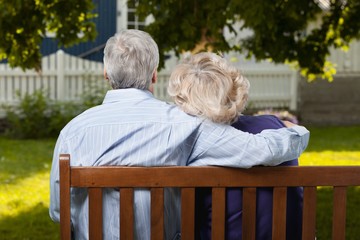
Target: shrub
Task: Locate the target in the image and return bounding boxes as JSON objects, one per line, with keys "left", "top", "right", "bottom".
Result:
{"left": 2, "top": 72, "right": 109, "bottom": 139}
{"left": 80, "top": 77, "right": 108, "bottom": 108}
{"left": 1, "top": 89, "right": 81, "bottom": 139}
{"left": 3, "top": 90, "right": 50, "bottom": 138}
{"left": 1, "top": 78, "right": 109, "bottom": 139}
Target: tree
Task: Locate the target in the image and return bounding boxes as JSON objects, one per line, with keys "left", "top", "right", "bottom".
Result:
{"left": 0, "top": 0, "right": 96, "bottom": 71}
{"left": 136, "top": 0, "right": 360, "bottom": 81}
{"left": 1, "top": 0, "right": 360, "bottom": 81}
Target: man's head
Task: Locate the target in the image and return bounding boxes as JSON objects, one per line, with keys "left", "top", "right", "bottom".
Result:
{"left": 103, "top": 29, "right": 159, "bottom": 90}
{"left": 168, "top": 52, "right": 250, "bottom": 124}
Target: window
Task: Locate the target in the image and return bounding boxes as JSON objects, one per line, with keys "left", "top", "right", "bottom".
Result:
{"left": 127, "top": 0, "right": 145, "bottom": 30}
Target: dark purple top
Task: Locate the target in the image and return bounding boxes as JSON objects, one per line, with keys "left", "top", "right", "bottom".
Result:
{"left": 195, "top": 115, "right": 303, "bottom": 240}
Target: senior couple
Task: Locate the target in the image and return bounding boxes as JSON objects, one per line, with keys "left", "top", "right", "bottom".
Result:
{"left": 50, "top": 29, "right": 307, "bottom": 240}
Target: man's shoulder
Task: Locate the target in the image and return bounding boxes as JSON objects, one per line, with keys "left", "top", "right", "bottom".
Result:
{"left": 59, "top": 99, "right": 203, "bottom": 139}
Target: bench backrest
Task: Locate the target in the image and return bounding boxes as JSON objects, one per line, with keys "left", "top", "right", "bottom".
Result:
{"left": 59, "top": 154, "right": 360, "bottom": 240}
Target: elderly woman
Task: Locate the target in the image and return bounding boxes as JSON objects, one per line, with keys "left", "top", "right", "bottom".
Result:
{"left": 168, "top": 52, "right": 249, "bottom": 124}
{"left": 168, "top": 52, "right": 303, "bottom": 240}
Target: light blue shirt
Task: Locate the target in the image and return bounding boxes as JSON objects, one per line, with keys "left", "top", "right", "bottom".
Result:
{"left": 49, "top": 89, "right": 309, "bottom": 240}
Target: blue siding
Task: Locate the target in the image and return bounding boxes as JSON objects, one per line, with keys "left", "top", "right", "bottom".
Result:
{"left": 41, "top": 0, "right": 117, "bottom": 62}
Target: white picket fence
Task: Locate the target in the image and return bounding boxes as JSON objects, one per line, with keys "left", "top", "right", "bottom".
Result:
{"left": 0, "top": 50, "right": 299, "bottom": 117}
{"left": 244, "top": 67, "right": 298, "bottom": 110}
{"left": 0, "top": 50, "right": 106, "bottom": 104}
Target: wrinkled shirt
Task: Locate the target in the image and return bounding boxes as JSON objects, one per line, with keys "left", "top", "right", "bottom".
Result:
{"left": 49, "top": 89, "right": 309, "bottom": 240}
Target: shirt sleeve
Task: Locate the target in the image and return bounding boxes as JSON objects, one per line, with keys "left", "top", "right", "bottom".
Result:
{"left": 188, "top": 122, "right": 309, "bottom": 168}
{"left": 49, "top": 133, "right": 68, "bottom": 222}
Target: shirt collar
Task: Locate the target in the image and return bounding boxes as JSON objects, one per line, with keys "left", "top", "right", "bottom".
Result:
{"left": 102, "top": 88, "right": 154, "bottom": 104}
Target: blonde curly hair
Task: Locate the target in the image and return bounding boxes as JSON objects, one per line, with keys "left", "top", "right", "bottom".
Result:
{"left": 168, "top": 52, "right": 250, "bottom": 124}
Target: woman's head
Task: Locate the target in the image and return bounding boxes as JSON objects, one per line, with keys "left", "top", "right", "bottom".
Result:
{"left": 103, "top": 29, "right": 159, "bottom": 90}
{"left": 168, "top": 52, "right": 250, "bottom": 124}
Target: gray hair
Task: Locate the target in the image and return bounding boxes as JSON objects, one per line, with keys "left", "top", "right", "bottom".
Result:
{"left": 168, "top": 52, "right": 250, "bottom": 124}
{"left": 103, "top": 29, "right": 159, "bottom": 90}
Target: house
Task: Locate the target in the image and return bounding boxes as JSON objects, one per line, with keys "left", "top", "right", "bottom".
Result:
{"left": 40, "top": 0, "right": 117, "bottom": 63}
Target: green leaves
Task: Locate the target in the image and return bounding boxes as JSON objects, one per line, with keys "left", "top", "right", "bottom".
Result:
{"left": 136, "top": 0, "right": 360, "bottom": 81}
{"left": 0, "top": 0, "right": 97, "bottom": 71}
{"left": 1, "top": 0, "right": 359, "bottom": 81}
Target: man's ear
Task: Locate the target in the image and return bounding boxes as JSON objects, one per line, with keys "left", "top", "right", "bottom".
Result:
{"left": 152, "top": 69, "right": 157, "bottom": 84}
{"left": 104, "top": 69, "right": 108, "bottom": 80}
{"left": 149, "top": 69, "right": 158, "bottom": 93}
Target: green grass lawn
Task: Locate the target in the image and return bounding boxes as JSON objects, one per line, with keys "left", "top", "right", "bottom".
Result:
{"left": 0, "top": 137, "right": 59, "bottom": 240}
{"left": 299, "top": 125, "right": 360, "bottom": 166}
{"left": 0, "top": 125, "right": 359, "bottom": 239}
{"left": 298, "top": 126, "right": 360, "bottom": 240}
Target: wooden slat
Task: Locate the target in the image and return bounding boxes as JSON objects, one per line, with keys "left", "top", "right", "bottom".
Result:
{"left": 302, "top": 187, "right": 317, "bottom": 240}
{"left": 181, "top": 188, "right": 195, "bottom": 240}
{"left": 242, "top": 187, "right": 257, "bottom": 240}
{"left": 332, "top": 187, "right": 347, "bottom": 240}
{"left": 120, "top": 188, "right": 134, "bottom": 240}
{"left": 212, "top": 188, "right": 226, "bottom": 240}
{"left": 89, "top": 188, "right": 103, "bottom": 240}
{"left": 60, "top": 156, "right": 360, "bottom": 240}
{"left": 151, "top": 188, "right": 164, "bottom": 240}
{"left": 272, "top": 187, "right": 287, "bottom": 240}
{"left": 59, "top": 154, "right": 71, "bottom": 240}
{"left": 70, "top": 166, "right": 360, "bottom": 188}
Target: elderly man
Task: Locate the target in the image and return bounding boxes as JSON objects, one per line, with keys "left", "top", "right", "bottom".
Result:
{"left": 49, "top": 29, "right": 309, "bottom": 240}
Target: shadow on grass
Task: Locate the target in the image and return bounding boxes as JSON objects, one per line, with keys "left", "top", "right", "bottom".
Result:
{"left": 0, "top": 203, "right": 59, "bottom": 240}
{"left": 306, "top": 126, "right": 360, "bottom": 152}
{"left": 316, "top": 186, "right": 360, "bottom": 240}
{"left": 0, "top": 137, "right": 55, "bottom": 185}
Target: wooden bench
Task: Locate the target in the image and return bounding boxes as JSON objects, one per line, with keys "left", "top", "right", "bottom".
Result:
{"left": 59, "top": 154, "right": 360, "bottom": 240}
